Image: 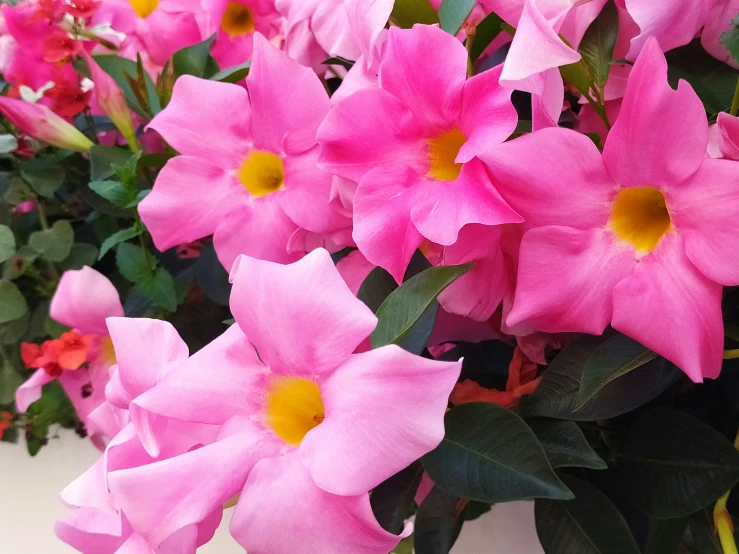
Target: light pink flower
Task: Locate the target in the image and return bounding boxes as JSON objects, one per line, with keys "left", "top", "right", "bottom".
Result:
{"left": 318, "top": 24, "right": 521, "bottom": 282}
{"left": 113, "top": 249, "right": 461, "bottom": 553}
{"left": 715, "top": 113, "right": 739, "bottom": 159}
{"left": 481, "top": 38, "right": 739, "bottom": 382}
{"left": 139, "top": 33, "right": 348, "bottom": 271}
{"left": 702, "top": 0, "right": 739, "bottom": 69}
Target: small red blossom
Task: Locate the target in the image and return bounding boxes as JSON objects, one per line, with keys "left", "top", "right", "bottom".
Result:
{"left": 0, "top": 411, "right": 12, "bottom": 440}
{"left": 57, "top": 331, "right": 92, "bottom": 370}
{"left": 19, "top": 332, "right": 91, "bottom": 377}
{"left": 45, "top": 83, "right": 91, "bottom": 118}
{"left": 21, "top": 342, "right": 42, "bottom": 368}
{"left": 29, "top": 0, "right": 58, "bottom": 23}
{"left": 42, "top": 31, "right": 81, "bottom": 64}
{"left": 61, "top": 0, "right": 101, "bottom": 18}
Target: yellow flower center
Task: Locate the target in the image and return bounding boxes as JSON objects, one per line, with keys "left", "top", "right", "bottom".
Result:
{"left": 266, "top": 377, "right": 325, "bottom": 445}
{"left": 427, "top": 128, "right": 466, "bottom": 181}
{"left": 610, "top": 186, "right": 671, "bottom": 253}
{"left": 129, "top": 0, "right": 158, "bottom": 18}
{"left": 221, "top": 2, "right": 256, "bottom": 37}
{"left": 237, "top": 151, "right": 285, "bottom": 197}
{"left": 99, "top": 335, "right": 117, "bottom": 367}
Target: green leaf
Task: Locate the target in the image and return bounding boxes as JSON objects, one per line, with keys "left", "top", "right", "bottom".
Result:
{"left": 92, "top": 54, "right": 161, "bottom": 118}
{"left": 0, "top": 360, "right": 23, "bottom": 404}
{"left": 173, "top": 34, "right": 218, "bottom": 78}
{"left": 521, "top": 331, "right": 680, "bottom": 421}
{"left": 527, "top": 419, "right": 607, "bottom": 470}
{"left": 469, "top": 11, "right": 504, "bottom": 61}
{"left": 138, "top": 152, "right": 175, "bottom": 170}
{"left": 689, "top": 509, "right": 722, "bottom": 553}
{"left": 116, "top": 242, "right": 157, "bottom": 283}
{"left": 89, "top": 180, "right": 136, "bottom": 208}
{"left": 0, "top": 224, "right": 15, "bottom": 263}
{"left": 110, "top": 149, "right": 142, "bottom": 188}
{"left": 719, "top": 15, "right": 739, "bottom": 63}
{"left": 422, "top": 403, "right": 573, "bottom": 503}
{"left": 370, "top": 462, "right": 424, "bottom": 534}
{"left": 20, "top": 157, "right": 65, "bottom": 197}
{"left": 60, "top": 243, "right": 99, "bottom": 271}
{"left": 617, "top": 408, "right": 739, "bottom": 518}
{"left": 0, "top": 309, "right": 29, "bottom": 344}
{"left": 390, "top": 0, "right": 439, "bottom": 28}
{"left": 99, "top": 225, "right": 143, "bottom": 259}
{"left": 413, "top": 486, "right": 465, "bottom": 554}
{"left": 578, "top": 0, "right": 619, "bottom": 87}
{"left": 322, "top": 57, "right": 355, "bottom": 70}
{"left": 210, "top": 61, "right": 251, "bottom": 83}
{"left": 575, "top": 332, "right": 657, "bottom": 409}
{"left": 559, "top": 59, "right": 592, "bottom": 96}
{"left": 438, "top": 0, "right": 476, "bottom": 35}
{"left": 46, "top": 316, "right": 70, "bottom": 339}
{"left": 371, "top": 263, "right": 472, "bottom": 351}
{"left": 196, "top": 242, "right": 231, "bottom": 306}
{"left": 15, "top": 245, "right": 39, "bottom": 262}
{"left": 535, "top": 475, "right": 641, "bottom": 554}
{"left": 643, "top": 517, "right": 689, "bottom": 554}
{"left": 90, "top": 145, "right": 137, "bottom": 181}
{"left": 28, "top": 220, "right": 74, "bottom": 262}
{"left": 135, "top": 266, "right": 177, "bottom": 312}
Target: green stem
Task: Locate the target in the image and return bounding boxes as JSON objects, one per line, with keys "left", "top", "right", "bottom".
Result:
{"left": 465, "top": 28, "right": 476, "bottom": 78}
{"left": 135, "top": 215, "right": 154, "bottom": 275}
{"left": 714, "top": 429, "right": 739, "bottom": 554}
{"left": 730, "top": 78, "right": 739, "bottom": 117}
{"left": 37, "top": 201, "right": 49, "bottom": 231}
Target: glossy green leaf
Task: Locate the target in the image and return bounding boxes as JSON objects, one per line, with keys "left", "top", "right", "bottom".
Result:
{"left": 0, "top": 279, "right": 27, "bottom": 323}
{"left": 138, "top": 152, "right": 175, "bottom": 170}
{"left": 643, "top": 517, "right": 688, "bottom": 554}
{"left": 92, "top": 54, "right": 161, "bottom": 118}
{"left": 535, "top": 475, "right": 641, "bottom": 554}
{"left": 20, "top": 157, "right": 65, "bottom": 197}
{"left": 357, "top": 267, "right": 398, "bottom": 313}
{"left": 173, "top": 34, "right": 218, "bottom": 78}
{"left": 527, "top": 419, "right": 607, "bottom": 470}
{"left": 578, "top": 0, "right": 619, "bottom": 87}
{"left": 371, "top": 461, "right": 424, "bottom": 534}
{"left": 439, "top": 0, "right": 476, "bottom": 35}
{"left": 617, "top": 408, "right": 739, "bottom": 518}
{"left": 60, "top": 243, "right": 99, "bottom": 271}
{"left": 210, "top": 61, "right": 251, "bottom": 83}
{"left": 110, "top": 149, "right": 142, "bottom": 188}
{"left": 469, "top": 11, "right": 504, "bottom": 61}
{"left": 414, "top": 486, "right": 465, "bottom": 554}
{"left": 29, "top": 220, "right": 74, "bottom": 262}
{"left": 196, "top": 242, "right": 230, "bottom": 306}
{"left": 371, "top": 263, "right": 472, "bottom": 350}
{"left": 423, "top": 403, "right": 573, "bottom": 503}
{"left": 116, "top": 242, "right": 157, "bottom": 283}
{"left": 0, "top": 224, "right": 15, "bottom": 263}
{"left": 89, "top": 180, "right": 136, "bottom": 208}
{"left": 135, "top": 266, "right": 177, "bottom": 312}
{"left": 576, "top": 332, "right": 657, "bottom": 409}
{"left": 689, "top": 509, "right": 722, "bottom": 553}
{"left": 390, "top": 0, "right": 439, "bottom": 28}
{"left": 90, "top": 145, "right": 136, "bottom": 181}
{"left": 99, "top": 225, "right": 143, "bottom": 260}
{"left": 719, "top": 15, "right": 739, "bottom": 63}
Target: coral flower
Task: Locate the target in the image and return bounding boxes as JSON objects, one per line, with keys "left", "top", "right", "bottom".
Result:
{"left": 317, "top": 24, "right": 521, "bottom": 282}
{"left": 109, "top": 249, "right": 461, "bottom": 553}
{"left": 481, "top": 38, "right": 739, "bottom": 382}
{"left": 139, "top": 33, "right": 348, "bottom": 271}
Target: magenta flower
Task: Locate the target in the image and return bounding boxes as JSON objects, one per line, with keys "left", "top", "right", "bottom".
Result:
{"left": 481, "top": 38, "right": 739, "bottom": 381}
{"left": 139, "top": 33, "right": 348, "bottom": 270}
{"left": 108, "top": 249, "right": 461, "bottom": 553}
{"left": 318, "top": 24, "right": 522, "bottom": 282}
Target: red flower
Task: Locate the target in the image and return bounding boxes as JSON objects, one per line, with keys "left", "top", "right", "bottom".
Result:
{"left": 57, "top": 331, "right": 92, "bottom": 370}
{"left": 0, "top": 411, "right": 12, "bottom": 440}
{"left": 42, "top": 31, "right": 81, "bottom": 64}
{"left": 19, "top": 332, "right": 91, "bottom": 377}
{"left": 45, "top": 83, "right": 91, "bottom": 118}
{"left": 21, "top": 342, "right": 42, "bottom": 368}
{"left": 61, "top": 0, "right": 101, "bottom": 18}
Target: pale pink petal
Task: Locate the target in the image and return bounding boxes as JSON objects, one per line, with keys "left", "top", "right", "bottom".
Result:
{"left": 60, "top": 369, "right": 107, "bottom": 429}
{"left": 624, "top": 0, "right": 705, "bottom": 60}
{"left": 16, "top": 369, "right": 55, "bottom": 412}
{"left": 345, "top": 0, "right": 393, "bottom": 66}
{"left": 603, "top": 38, "right": 708, "bottom": 188}
{"left": 480, "top": 128, "right": 615, "bottom": 228}
{"left": 60, "top": 457, "right": 116, "bottom": 514}
{"left": 508, "top": 227, "right": 637, "bottom": 333}
{"left": 147, "top": 76, "right": 249, "bottom": 166}
{"left": 336, "top": 249, "right": 374, "bottom": 295}
{"left": 54, "top": 508, "right": 127, "bottom": 554}
{"left": 701, "top": 0, "right": 739, "bottom": 69}
{"left": 50, "top": 267, "right": 123, "bottom": 336}
{"left": 379, "top": 25, "right": 467, "bottom": 132}
{"left": 113, "top": 532, "right": 150, "bottom": 554}
{"left": 229, "top": 249, "right": 377, "bottom": 375}
{"left": 717, "top": 112, "right": 739, "bottom": 160}
{"left": 612, "top": 233, "right": 723, "bottom": 382}
{"left": 139, "top": 156, "right": 243, "bottom": 254}
{"left": 136, "top": 10, "right": 203, "bottom": 67}
{"left": 248, "top": 33, "right": 330, "bottom": 154}
{"left": 353, "top": 164, "right": 425, "bottom": 283}
{"left": 331, "top": 55, "right": 379, "bottom": 103}
{"left": 558, "top": 0, "right": 608, "bottom": 48}
{"left": 231, "top": 453, "right": 408, "bottom": 554}
{"left": 530, "top": 68, "right": 564, "bottom": 131}
{"left": 311, "top": 1, "right": 361, "bottom": 60}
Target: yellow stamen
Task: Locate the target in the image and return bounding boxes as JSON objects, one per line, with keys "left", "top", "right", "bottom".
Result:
{"left": 609, "top": 187, "right": 671, "bottom": 253}
{"left": 426, "top": 128, "right": 466, "bottom": 181}
{"left": 237, "top": 151, "right": 285, "bottom": 197}
{"left": 129, "top": 0, "right": 158, "bottom": 19}
{"left": 266, "top": 377, "right": 325, "bottom": 445}
{"left": 221, "top": 2, "right": 255, "bottom": 37}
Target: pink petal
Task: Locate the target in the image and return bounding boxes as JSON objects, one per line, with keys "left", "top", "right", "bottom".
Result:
{"left": 603, "top": 38, "right": 708, "bottom": 188}
{"left": 480, "top": 128, "right": 615, "bottom": 228}
{"left": 301, "top": 345, "right": 460, "bottom": 495}
{"left": 50, "top": 267, "right": 123, "bottom": 336}
{"left": 54, "top": 508, "right": 127, "bottom": 554}
{"left": 336, "top": 249, "right": 374, "bottom": 295}
{"left": 353, "top": 164, "right": 425, "bottom": 283}
{"left": 60, "top": 369, "right": 107, "bottom": 430}
{"left": 311, "top": 0, "right": 361, "bottom": 60}
{"left": 136, "top": 10, "right": 203, "bottom": 67}
{"left": 530, "top": 68, "right": 564, "bottom": 131}
{"left": 624, "top": 0, "right": 705, "bottom": 60}
{"left": 113, "top": 532, "right": 151, "bottom": 554}
{"left": 147, "top": 76, "right": 250, "bottom": 167}
{"left": 139, "top": 156, "right": 243, "bottom": 253}
{"left": 717, "top": 112, "right": 739, "bottom": 160}
{"left": 248, "top": 33, "right": 330, "bottom": 155}
{"left": 509, "top": 227, "right": 637, "bottom": 333}
{"left": 612, "top": 233, "right": 723, "bottom": 382}
{"left": 701, "top": 0, "right": 739, "bottom": 69}
{"left": 345, "top": 0, "right": 393, "bottom": 66}
{"left": 331, "top": 54, "right": 379, "bottom": 103}
{"left": 60, "top": 457, "right": 116, "bottom": 514}
{"left": 380, "top": 25, "right": 467, "bottom": 132}
{"left": 229, "top": 249, "right": 377, "bottom": 375}
{"left": 231, "top": 453, "right": 408, "bottom": 554}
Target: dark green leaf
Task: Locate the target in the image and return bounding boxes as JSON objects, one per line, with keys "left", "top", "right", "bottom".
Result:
{"left": 110, "top": 149, "right": 142, "bottom": 188}
{"left": 89, "top": 180, "right": 136, "bottom": 208}
{"left": 0, "top": 224, "right": 15, "bottom": 263}
{"left": 576, "top": 332, "right": 657, "bottom": 409}
{"left": 173, "top": 34, "right": 218, "bottom": 78}
{"left": 99, "top": 225, "right": 143, "bottom": 259}
{"left": 0, "top": 309, "right": 29, "bottom": 344}
{"left": 719, "top": 15, "right": 739, "bottom": 63}
{"left": 521, "top": 332, "right": 680, "bottom": 421}
{"left": 462, "top": 501, "right": 491, "bottom": 521}
{"left": 689, "top": 509, "right": 722, "bottom": 554}
{"left": 135, "top": 266, "right": 177, "bottom": 312}
{"left": 210, "top": 61, "right": 251, "bottom": 83}
{"left": 643, "top": 517, "right": 688, "bottom": 554}
{"left": 371, "top": 263, "right": 472, "bottom": 350}
{"left": 322, "top": 57, "right": 355, "bottom": 70}
{"left": 358, "top": 267, "right": 399, "bottom": 313}
{"left": 330, "top": 246, "right": 355, "bottom": 264}
{"left": 28, "top": 220, "right": 74, "bottom": 262}
{"left": 439, "top": 0, "right": 476, "bottom": 35}
{"left": 414, "top": 487, "right": 465, "bottom": 554}
{"left": 535, "top": 475, "right": 641, "bottom": 554}
{"left": 15, "top": 245, "right": 39, "bottom": 262}
{"left": 60, "top": 243, "right": 99, "bottom": 271}
{"left": 46, "top": 316, "right": 70, "bottom": 338}
{"left": 0, "top": 360, "right": 23, "bottom": 404}
{"left": 371, "top": 461, "right": 424, "bottom": 534}
{"left": 528, "top": 419, "right": 606, "bottom": 470}
{"left": 390, "top": 0, "right": 439, "bottom": 28}
{"left": 116, "top": 242, "right": 157, "bottom": 283}
{"left": 560, "top": 59, "right": 592, "bottom": 96}
{"left": 196, "top": 242, "right": 230, "bottom": 305}
{"left": 469, "top": 11, "right": 504, "bottom": 61}
{"left": 138, "top": 152, "right": 175, "bottom": 170}
{"left": 578, "top": 0, "right": 619, "bottom": 87}
{"left": 423, "top": 403, "right": 573, "bottom": 503}
{"left": 92, "top": 54, "right": 161, "bottom": 117}
{"left": 617, "top": 408, "right": 739, "bottom": 518}
{"left": 90, "top": 145, "right": 136, "bottom": 181}
{"left": 20, "top": 157, "right": 65, "bottom": 197}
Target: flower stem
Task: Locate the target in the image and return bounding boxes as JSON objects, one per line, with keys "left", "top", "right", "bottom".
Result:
{"left": 37, "top": 200, "right": 49, "bottom": 231}
{"left": 465, "top": 27, "right": 476, "bottom": 78}
{"left": 724, "top": 349, "right": 739, "bottom": 360}
{"left": 714, "top": 429, "right": 739, "bottom": 554}
{"left": 731, "top": 78, "right": 739, "bottom": 117}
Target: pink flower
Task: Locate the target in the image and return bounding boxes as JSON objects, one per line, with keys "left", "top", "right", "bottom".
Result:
{"left": 140, "top": 33, "right": 348, "bottom": 271}
{"left": 112, "top": 249, "right": 461, "bottom": 553}
{"left": 702, "top": 0, "right": 739, "bottom": 69}
{"left": 481, "top": 38, "right": 739, "bottom": 382}
{"left": 0, "top": 96, "right": 94, "bottom": 151}
{"left": 16, "top": 267, "right": 123, "bottom": 447}
{"left": 318, "top": 24, "right": 521, "bottom": 282}
{"left": 715, "top": 113, "right": 739, "bottom": 160}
